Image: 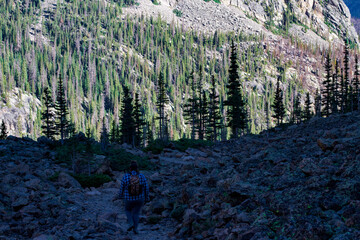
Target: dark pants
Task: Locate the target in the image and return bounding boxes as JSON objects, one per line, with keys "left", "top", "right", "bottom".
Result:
{"left": 124, "top": 199, "right": 144, "bottom": 231}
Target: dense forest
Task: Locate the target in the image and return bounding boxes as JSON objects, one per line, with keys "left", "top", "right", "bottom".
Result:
{"left": 0, "top": 0, "right": 358, "bottom": 142}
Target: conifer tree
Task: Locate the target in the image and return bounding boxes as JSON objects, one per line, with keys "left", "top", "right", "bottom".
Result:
{"left": 0, "top": 121, "right": 7, "bottom": 140}
{"left": 197, "top": 65, "right": 206, "bottom": 140}
{"left": 343, "top": 39, "right": 351, "bottom": 113}
{"left": 224, "top": 41, "right": 247, "bottom": 138}
{"left": 110, "top": 120, "right": 119, "bottom": 143}
{"left": 293, "top": 93, "right": 302, "bottom": 124}
{"left": 146, "top": 121, "right": 154, "bottom": 146}
{"left": 184, "top": 71, "right": 198, "bottom": 140}
{"left": 331, "top": 60, "right": 340, "bottom": 114}
{"left": 120, "top": 85, "right": 135, "bottom": 145}
{"left": 156, "top": 72, "right": 169, "bottom": 141}
{"left": 41, "top": 87, "right": 57, "bottom": 139}
{"left": 322, "top": 52, "right": 332, "bottom": 117}
{"left": 315, "top": 89, "right": 322, "bottom": 117}
{"left": 353, "top": 55, "right": 360, "bottom": 111}
{"left": 303, "top": 92, "right": 312, "bottom": 121}
{"left": 207, "top": 75, "right": 222, "bottom": 142}
{"left": 340, "top": 68, "right": 345, "bottom": 113}
{"left": 272, "top": 77, "right": 286, "bottom": 125}
{"left": 55, "top": 77, "right": 69, "bottom": 143}
{"left": 134, "top": 93, "right": 145, "bottom": 147}
{"left": 100, "top": 117, "right": 109, "bottom": 151}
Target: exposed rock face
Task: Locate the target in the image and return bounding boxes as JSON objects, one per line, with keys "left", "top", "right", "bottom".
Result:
{"left": 0, "top": 88, "right": 41, "bottom": 137}
{"left": 123, "top": 0, "right": 359, "bottom": 46}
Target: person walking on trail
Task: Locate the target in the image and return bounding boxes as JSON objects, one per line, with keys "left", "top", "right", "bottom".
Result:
{"left": 113, "top": 161, "right": 150, "bottom": 234}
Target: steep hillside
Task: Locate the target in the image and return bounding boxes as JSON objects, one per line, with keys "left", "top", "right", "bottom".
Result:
{"left": 1, "top": 112, "right": 359, "bottom": 239}
{"left": 124, "top": 0, "right": 359, "bottom": 46}
{"left": 0, "top": 0, "right": 358, "bottom": 140}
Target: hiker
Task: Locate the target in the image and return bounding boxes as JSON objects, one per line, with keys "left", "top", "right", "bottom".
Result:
{"left": 113, "top": 161, "right": 149, "bottom": 234}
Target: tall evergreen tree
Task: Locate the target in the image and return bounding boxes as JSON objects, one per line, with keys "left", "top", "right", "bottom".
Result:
{"left": 0, "top": 121, "right": 7, "bottom": 140}
{"left": 41, "top": 87, "right": 57, "bottom": 139}
{"left": 156, "top": 72, "right": 169, "bottom": 141}
{"left": 55, "top": 77, "right": 69, "bottom": 143}
{"left": 110, "top": 120, "right": 119, "bottom": 143}
{"left": 120, "top": 85, "right": 135, "bottom": 145}
{"left": 207, "top": 75, "right": 222, "bottom": 142}
{"left": 134, "top": 93, "right": 145, "bottom": 147}
{"left": 224, "top": 41, "right": 247, "bottom": 138}
{"left": 272, "top": 77, "right": 286, "bottom": 125}
{"left": 353, "top": 55, "right": 360, "bottom": 111}
{"left": 322, "top": 52, "right": 332, "bottom": 117}
{"left": 315, "top": 89, "right": 322, "bottom": 117}
{"left": 197, "top": 65, "right": 206, "bottom": 140}
{"left": 340, "top": 68, "right": 345, "bottom": 113}
{"left": 293, "top": 93, "right": 302, "bottom": 124}
{"left": 303, "top": 92, "right": 312, "bottom": 121}
{"left": 183, "top": 71, "right": 198, "bottom": 140}
{"left": 343, "top": 39, "right": 351, "bottom": 113}
{"left": 331, "top": 60, "right": 340, "bottom": 114}
{"left": 100, "top": 117, "right": 109, "bottom": 151}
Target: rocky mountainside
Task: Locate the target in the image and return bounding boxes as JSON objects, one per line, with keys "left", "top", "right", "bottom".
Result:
{"left": 124, "top": 0, "right": 359, "bottom": 46}
{"left": 1, "top": 112, "right": 360, "bottom": 239}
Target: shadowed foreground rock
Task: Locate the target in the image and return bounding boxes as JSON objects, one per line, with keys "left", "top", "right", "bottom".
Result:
{"left": 0, "top": 112, "right": 360, "bottom": 239}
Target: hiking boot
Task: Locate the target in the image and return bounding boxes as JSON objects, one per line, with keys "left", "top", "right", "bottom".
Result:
{"left": 133, "top": 228, "right": 139, "bottom": 234}
{"left": 127, "top": 226, "right": 134, "bottom": 232}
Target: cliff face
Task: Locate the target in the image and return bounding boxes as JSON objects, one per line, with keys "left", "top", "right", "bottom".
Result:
{"left": 124, "top": 0, "right": 359, "bottom": 47}
{"left": 0, "top": 88, "right": 41, "bottom": 137}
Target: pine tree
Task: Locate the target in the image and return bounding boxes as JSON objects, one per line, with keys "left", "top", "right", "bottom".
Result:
{"left": 41, "top": 87, "right": 57, "bottom": 139}
{"left": 293, "top": 93, "right": 302, "bottom": 124}
{"left": 156, "top": 72, "right": 169, "bottom": 141}
{"left": 100, "top": 117, "right": 109, "bottom": 151}
{"left": 146, "top": 121, "right": 154, "bottom": 146}
{"left": 315, "top": 89, "right": 322, "bottom": 117}
{"left": 343, "top": 39, "right": 351, "bottom": 113}
{"left": 340, "top": 68, "right": 345, "bottom": 113}
{"left": 120, "top": 85, "right": 135, "bottom": 145}
{"left": 331, "top": 60, "right": 340, "bottom": 114}
{"left": 134, "top": 93, "right": 145, "bottom": 147}
{"left": 322, "top": 52, "right": 332, "bottom": 117}
{"left": 207, "top": 75, "right": 222, "bottom": 142}
{"left": 272, "top": 77, "right": 286, "bottom": 125}
{"left": 183, "top": 71, "right": 198, "bottom": 140}
{"left": 0, "top": 121, "right": 7, "bottom": 140}
{"left": 303, "top": 92, "right": 312, "bottom": 121}
{"left": 224, "top": 41, "right": 247, "bottom": 138}
{"left": 110, "top": 120, "right": 119, "bottom": 143}
{"left": 197, "top": 65, "right": 206, "bottom": 140}
{"left": 55, "top": 77, "right": 69, "bottom": 143}
{"left": 353, "top": 55, "right": 360, "bottom": 111}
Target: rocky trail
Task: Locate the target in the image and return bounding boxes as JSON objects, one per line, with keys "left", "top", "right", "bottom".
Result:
{"left": 1, "top": 112, "right": 360, "bottom": 239}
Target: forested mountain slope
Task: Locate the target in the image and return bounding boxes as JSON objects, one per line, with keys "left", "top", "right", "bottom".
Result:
{"left": 0, "top": 0, "right": 358, "bottom": 140}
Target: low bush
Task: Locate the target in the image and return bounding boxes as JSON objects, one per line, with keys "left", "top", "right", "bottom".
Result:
{"left": 107, "top": 148, "right": 153, "bottom": 172}
{"left": 70, "top": 173, "right": 112, "bottom": 188}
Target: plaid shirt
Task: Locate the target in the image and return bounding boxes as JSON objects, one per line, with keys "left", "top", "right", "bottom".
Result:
{"left": 119, "top": 171, "right": 149, "bottom": 201}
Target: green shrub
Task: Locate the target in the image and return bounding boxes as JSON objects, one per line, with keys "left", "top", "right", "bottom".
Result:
{"left": 173, "top": 138, "right": 213, "bottom": 152}
{"left": 107, "top": 148, "right": 153, "bottom": 172}
{"left": 173, "top": 9, "right": 182, "bottom": 17}
{"left": 145, "top": 139, "right": 167, "bottom": 154}
{"left": 145, "top": 138, "right": 214, "bottom": 154}
{"left": 70, "top": 173, "right": 112, "bottom": 188}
